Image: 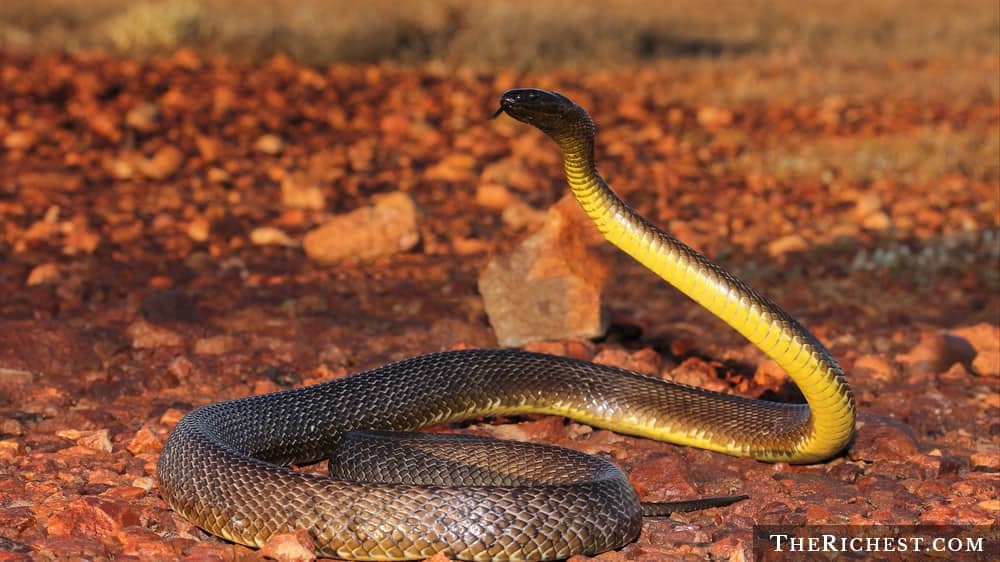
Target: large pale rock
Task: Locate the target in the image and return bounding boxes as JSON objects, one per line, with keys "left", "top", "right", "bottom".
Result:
{"left": 478, "top": 195, "right": 609, "bottom": 347}
{"left": 897, "top": 330, "right": 977, "bottom": 375}
{"left": 951, "top": 323, "right": 999, "bottom": 377}
{"left": 303, "top": 191, "right": 419, "bottom": 263}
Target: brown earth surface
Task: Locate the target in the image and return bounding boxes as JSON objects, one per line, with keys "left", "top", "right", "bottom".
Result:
{"left": 0, "top": 50, "right": 998, "bottom": 561}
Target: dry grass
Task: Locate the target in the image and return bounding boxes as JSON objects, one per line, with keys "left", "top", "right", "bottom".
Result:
{"left": 1, "top": 0, "right": 996, "bottom": 69}
{"left": 741, "top": 128, "right": 1000, "bottom": 185}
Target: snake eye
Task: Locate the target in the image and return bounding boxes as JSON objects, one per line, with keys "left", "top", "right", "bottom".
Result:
{"left": 502, "top": 89, "right": 548, "bottom": 108}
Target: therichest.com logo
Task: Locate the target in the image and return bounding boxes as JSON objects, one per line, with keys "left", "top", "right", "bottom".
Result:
{"left": 753, "top": 525, "right": 998, "bottom": 561}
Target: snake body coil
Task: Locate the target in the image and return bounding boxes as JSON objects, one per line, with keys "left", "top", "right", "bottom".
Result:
{"left": 157, "top": 89, "right": 855, "bottom": 561}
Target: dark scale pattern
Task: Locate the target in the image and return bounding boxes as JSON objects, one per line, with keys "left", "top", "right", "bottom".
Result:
{"left": 158, "top": 349, "right": 814, "bottom": 560}
{"left": 329, "top": 431, "right": 615, "bottom": 486}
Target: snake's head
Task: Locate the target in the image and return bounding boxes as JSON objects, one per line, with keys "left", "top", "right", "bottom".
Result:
{"left": 494, "top": 88, "right": 593, "bottom": 142}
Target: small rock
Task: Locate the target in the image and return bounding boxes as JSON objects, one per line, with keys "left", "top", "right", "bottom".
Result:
{"left": 708, "top": 536, "right": 749, "bottom": 562}
{"left": 136, "top": 145, "right": 184, "bottom": 180}
{"left": 131, "top": 477, "right": 155, "bottom": 492}
{"left": 194, "top": 334, "right": 242, "bottom": 355}
{"left": 919, "top": 503, "right": 994, "bottom": 526}
{"left": 752, "top": 358, "right": 786, "bottom": 389}
{"left": 259, "top": 529, "right": 315, "bottom": 562}
{"left": 167, "top": 47, "right": 202, "bottom": 69}
{"left": 487, "top": 416, "right": 566, "bottom": 445}
{"left": 126, "top": 320, "right": 184, "bottom": 349}
{"left": 522, "top": 338, "right": 596, "bottom": 361}
{"left": 347, "top": 140, "right": 375, "bottom": 171}
{"left": 861, "top": 211, "right": 892, "bottom": 230}
{"left": 124, "top": 102, "right": 159, "bottom": 131}
{"left": 126, "top": 427, "right": 162, "bottom": 455}
{"left": 977, "top": 499, "right": 1000, "bottom": 513}
{"left": 103, "top": 157, "right": 135, "bottom": 180}
{"left": 451, "top": 236, "right": 489, "bottom": 255}
{"left": 767, "top": 234, "right": 809, "bottom": 257}
{"left": 117, "top": 526, "right": 176, "bottom": 559}
{"left": 666, "top": 357, "right": 724, "bottom": 391}
{"left": 950, "top": 475, "right": 999, "bottom": 500}
{"left": 60, "top": 216, "right": 100, "bottom": 255}
{"left": 25, "top": 263, "right": 61, "bottom": 286}
{"left": 303, "top": 191, "right": 419, "bottom": 263}
{"left": 592, "top": 347, "right": 632, "bottom": 369}
{"left": 850, "top": 192, "right": 883, "bottom": 220}
{"left": 475, "top": 182, "right": 516, "bottom": 210}
{"left": 826, "top": 461, "right": 863, "bottom": 484}
{"left": 4, "top": 130, "right": 36, "bottom": 150}
{"left": 85, "top": 111, "right": 120, "bottom": 142}
{"left": 159, "top": 409, "right": 185, "bottom": 426}
{"left": 851, "top": 353, "right": 898, "bottom": 383}
{"left": 951, "top": 323, "right": 999, "bottom": 376}
{"left": 186, "top": 216, "right": 211, "bottom": 242}
{"left": 379, "top": 112, "right": 411, "bottom": 137}
{"left": 848, "top": 414, "right": 919, "bottom": 462}
{"left": 206, "top": 167, "right": 231, "bottom": 183}
{"left": 628, "top": 452, "right": 697, "bottom": 499}
{"left": 46, "top": 497, "right": 141, "bottom": 538}
{"left": 425, "top": 153, "right": 477, "bottom": 182}
{"left": 195, "top": 135, "right": 221, "bottom": 161}
{"left": 478, "top": 197, "right": 609, "bottom": 346}
{"left": 55, "top": 429, "right": 112, "bottom": 453}
{"left": 970, "top": 452, "right": 1000, "bottom": 470}
{"left": 696, "top": 105, "right": 733, "bottom": 129}
{"left": 167, "top": 355, "right": 197, "bottom": 381}
{"left": 897, "top": 331, "right": 977, "bottom": 375}
{"left": 0, "top": 439, "right": 23, "bottom": 461}
{"left": 250, "top": 226, "right": 299, "bottom": 247}
{"left": 593, "top": 347, "right": 659, "bottom": 377}
{"left": 87, "top": 468, "right": 123, "bottom": 487}
{"left": 254, "top": 134, "right": 285, "bottom": 155}
{"left": 281, "top": 173, "right": 326, "bottom": 210}
{"left": 0, "top": 506, "right": 35, "bottom": 537}
{"left": 909, "top": 453, "right": 966, "bottom": 478}
{"left": 21, "top": 215, "right": 60, "bottom": 244}
{"left": 1, "top": 418, "right": 25, "bottom": 436}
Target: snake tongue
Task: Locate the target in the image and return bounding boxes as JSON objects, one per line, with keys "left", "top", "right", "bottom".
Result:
{"left": 491, "top": 91, "right": 523, "bottom": 119}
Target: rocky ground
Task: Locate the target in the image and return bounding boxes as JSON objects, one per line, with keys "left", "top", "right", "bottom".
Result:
{"left": 0, "top": 51, "right": 997, "bottom": 561}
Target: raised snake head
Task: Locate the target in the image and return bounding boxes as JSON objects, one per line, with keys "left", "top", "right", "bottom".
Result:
{"left": 494, "top": 88, "right": 595, "bottom": 146}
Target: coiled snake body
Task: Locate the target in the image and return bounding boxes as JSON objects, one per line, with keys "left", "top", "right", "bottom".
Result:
{"left": 157, "top": 89, "right": 855, "bottom": 561}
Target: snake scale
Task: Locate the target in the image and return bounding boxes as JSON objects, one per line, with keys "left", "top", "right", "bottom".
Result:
{"left": 157, "top": 89, "right": 855, "bottom": 561}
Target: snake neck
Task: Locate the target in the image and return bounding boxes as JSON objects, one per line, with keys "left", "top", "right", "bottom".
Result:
{"left": 556, "top": 137, "right": 855, "bottom": 463}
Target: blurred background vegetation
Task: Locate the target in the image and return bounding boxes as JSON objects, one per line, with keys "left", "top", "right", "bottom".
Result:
{"left": 0, "top": 0, "right": 996, "bottom": 70}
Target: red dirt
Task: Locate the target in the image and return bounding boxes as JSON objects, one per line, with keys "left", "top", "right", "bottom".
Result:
{"left": 0, "top": 51, "right": 997, "bottom": 560}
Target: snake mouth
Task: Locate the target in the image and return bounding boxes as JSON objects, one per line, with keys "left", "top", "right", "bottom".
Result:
{"left": 492, "top": 88, "right": 575, "bottom": 124}
{"left": 489, "top": 90, "right": 523, "bottom": 120}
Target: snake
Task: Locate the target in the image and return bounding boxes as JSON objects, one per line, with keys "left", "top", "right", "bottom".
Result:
{"left": 156, "top": 88, "right": 855, "bottom": 561}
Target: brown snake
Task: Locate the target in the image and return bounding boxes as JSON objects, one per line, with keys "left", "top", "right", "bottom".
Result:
{"left": 157, "top": 89, "right": 855, "bottom": 561}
